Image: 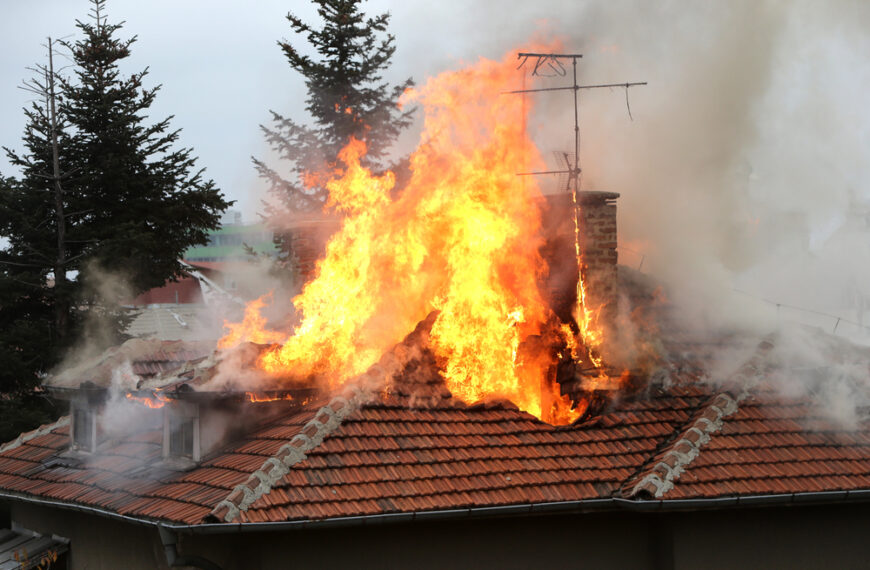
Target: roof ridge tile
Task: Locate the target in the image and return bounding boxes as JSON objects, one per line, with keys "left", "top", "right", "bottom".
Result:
{"left": 624, "top": 337, "right": 777, "bottom": 499}
{"left": 209, "top": 386, "right": 366, "bottom": 523}
{"left": 626, "top": 392, "right": 737, "bottom": 499}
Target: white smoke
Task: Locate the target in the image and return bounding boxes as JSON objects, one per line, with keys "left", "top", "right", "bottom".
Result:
{"left": 424, "top": 1, "right": 870, "bottom": 423}
{"left": 99, "top": 360, "right": 160, "bottom": 440}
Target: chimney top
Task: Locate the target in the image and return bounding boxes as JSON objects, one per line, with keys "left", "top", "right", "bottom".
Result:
{"left": 577, "top": 190, "right": 620, "bottom": 204}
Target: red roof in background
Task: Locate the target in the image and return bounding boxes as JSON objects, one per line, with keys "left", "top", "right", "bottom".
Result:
{"left": 128, "top": 276, "right": 202, "bottom": 307}
{"left": 3, "top": 351, "right": 870, "bottom": 527}
{"left": 183, "top": 260, "right": 229, "bottom": 272}
{"left": 124, "top": 261, "right": 230, "bottom": 307}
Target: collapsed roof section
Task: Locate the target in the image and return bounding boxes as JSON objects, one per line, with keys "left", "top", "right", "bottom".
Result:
{"left": 46, "top": 339, "right": 214, "bottom": 391}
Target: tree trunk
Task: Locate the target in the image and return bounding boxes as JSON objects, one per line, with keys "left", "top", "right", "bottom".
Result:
{"left": 47, "top": 37, "right": 68, "bottom": 342}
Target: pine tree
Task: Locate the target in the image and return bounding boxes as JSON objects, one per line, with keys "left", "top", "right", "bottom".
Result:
{"left": 0, "top": 0, "right": 230, "bottom": 399}
{"left": 0, "top": 47, "right": 78, "bottom": 392}
{"left": 0, "top": 171, "right": 57, "bottom": 394}
{"left": 62, "top": 0, "right": 231, "bottom": 293}
{"left": 255, "top": 0, "right": 414, "bottom": 217}
{"left": 0, "top": 60, "right": 78, "bottom": 441}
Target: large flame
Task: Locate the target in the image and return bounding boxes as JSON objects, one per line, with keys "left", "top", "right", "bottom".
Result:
{"left": 218, "top": 294, "right": 287, "bottom": 350}
{"left": 222, "top": 47, "right": 596, "bottom": 424}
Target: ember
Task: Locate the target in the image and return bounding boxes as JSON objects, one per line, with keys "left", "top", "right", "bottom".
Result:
{"left": 125, "top": 392, "right": 170, "bottom": 409}
{"left": 244, "top": 391, "right": 306, "bottom": 404}
{"left": 218, "top": 45, "right": 622, "bottom": 424}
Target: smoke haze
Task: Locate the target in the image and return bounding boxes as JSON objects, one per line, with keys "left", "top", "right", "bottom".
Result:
{"left": 391, "top": 1, "right": 870, "bottom": 422}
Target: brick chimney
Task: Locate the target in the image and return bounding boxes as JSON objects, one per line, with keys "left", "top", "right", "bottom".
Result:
{"left": 576, "top": 191, "right": 620, "bottom": 326}
{"left": 539, "top": 190, "right": 620, "bottom": 327}
{"left": 284, "top": 217, "right": 341, "bottom": 282}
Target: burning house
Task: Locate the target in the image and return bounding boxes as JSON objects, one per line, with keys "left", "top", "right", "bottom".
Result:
{"left": 2, "top": 48, "right": 870, "bottom": 569}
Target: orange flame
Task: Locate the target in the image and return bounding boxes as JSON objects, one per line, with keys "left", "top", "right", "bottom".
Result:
{"left": 221, "top": 45, "right": 593, "bottom": 424}
{"left": 571, "top": 189, "right": 605, "bottom": 372}
{"left": 125, "top": 392, "right": 169, "bottom": 409}
{"left": 218, "top": 294, "right": 287, "bottom": 350}
{"left": 244, "top": 391, "right": 304, "bottom": 403}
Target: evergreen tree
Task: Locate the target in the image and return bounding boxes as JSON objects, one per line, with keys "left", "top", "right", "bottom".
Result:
{"left": 256, "top": 0, "right": 414, "bottom": 217}
{"left": 62, "top": 0, "right": 231, "bottom": 293}
{"left": 0, "top": 0, "right": 230, "bottom": 407}
{"left": 0, "top": 67, "right": 75, "bottom": 443}
{"left": 0, "top": 57, "right": 77, "bottom": 392}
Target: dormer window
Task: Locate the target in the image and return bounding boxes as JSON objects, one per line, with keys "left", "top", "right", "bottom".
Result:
{"left": 169, "top": 414, "right": 195, "bottom": 458}
{"left": 163, "top": 402, "right": 200, "bottom": 463}
{"left": 72, "top": 405, "right": 96, "bottom": 452}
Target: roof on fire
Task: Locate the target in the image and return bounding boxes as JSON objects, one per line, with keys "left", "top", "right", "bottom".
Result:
{"left": 46, "top": 338, "right": 214, "bottom": 390}
{"left": 3, "top": 335, "right": 870, "bottom": 527}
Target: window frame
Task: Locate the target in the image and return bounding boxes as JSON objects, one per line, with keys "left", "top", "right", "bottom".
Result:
{"left": 71, "top": 405, "right": 97, "bottom": 453}
{"left": 163, "top": 402, "right": 200, "bottom": 462}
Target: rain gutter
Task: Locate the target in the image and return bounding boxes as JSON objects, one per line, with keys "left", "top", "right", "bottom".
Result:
{"left": 4, "top": 489, "right": 870, "bottom": 535}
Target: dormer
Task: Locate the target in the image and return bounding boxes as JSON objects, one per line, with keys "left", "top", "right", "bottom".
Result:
{"left": 163, "top": 400, "right": 201, "bottom": 465}
{"left": 154, "top": 388, "right": 318, "bottom": 469}
{"left": 45, "top": 339, "right": 320, "bottom": 469}
{"left": 67, "top": 381, "right": 107, "bottom": 454}
{"left": 71, "top": 403, "right": 97, "bottom": 452}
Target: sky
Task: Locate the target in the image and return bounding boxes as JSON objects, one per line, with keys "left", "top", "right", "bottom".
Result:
{"left": 3, "top": 0, "right": 870, "bottom": 336}
{"left": 0, "top": 0, "right": 559, "bottom": 220}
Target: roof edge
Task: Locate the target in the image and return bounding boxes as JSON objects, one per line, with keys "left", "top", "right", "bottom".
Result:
{"left": 5, "top": 488, "right": 870, "bottom": 534}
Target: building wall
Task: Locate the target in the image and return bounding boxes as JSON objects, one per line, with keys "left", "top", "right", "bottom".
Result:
{"left": 669, "top": 503, "right": 870, "bottom": 570}
{"left": 10, "top": 503, "right": 167, "bottom": 570}
{"left": 181, "top": 511, "right": 656, "bottom": 570}
{"left": 173, "top": 503, "right": 870, "bottom": 570}
{"left": 7, "top": 501, "right": 870, "bottom": 570}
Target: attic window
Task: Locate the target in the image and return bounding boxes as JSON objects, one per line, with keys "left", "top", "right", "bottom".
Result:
{"left": 169, "top": 415, "right": 195, "bottom": 458}
{"left": 163, "top": 403, "right": 200, "bottom": 463}
{"left": 72, "top": 406, "right": 96, "bottom": 452}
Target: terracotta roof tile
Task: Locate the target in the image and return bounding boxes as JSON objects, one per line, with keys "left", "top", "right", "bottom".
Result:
{"left": 4, "top": 338, "right": 870, "bottom": 525}
{"left": 649, "top": 384, "right": 870, "bottom": 500}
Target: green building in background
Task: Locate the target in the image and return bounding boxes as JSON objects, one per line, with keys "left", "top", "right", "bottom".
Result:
{"left": 184, "top": 211, "right": 278, "bottom": 262}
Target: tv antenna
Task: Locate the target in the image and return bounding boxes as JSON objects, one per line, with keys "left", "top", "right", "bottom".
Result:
{"left": 508, "top": 53, "right": 646, "bottom": 365}
{"left": 509, "top": 52, "right": 646, "bottom": 195}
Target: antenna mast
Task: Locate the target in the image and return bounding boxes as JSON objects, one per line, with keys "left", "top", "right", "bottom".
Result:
{"left": 510, "top": 52, "right": 646, "bottom": 365}
{"left": 511, "top": 52, "right": 646, "bottom": 196}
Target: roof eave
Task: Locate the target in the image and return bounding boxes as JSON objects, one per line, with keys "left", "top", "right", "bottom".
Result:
{"left": 5, "top": 489, "right": 870, "bottom": 535}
